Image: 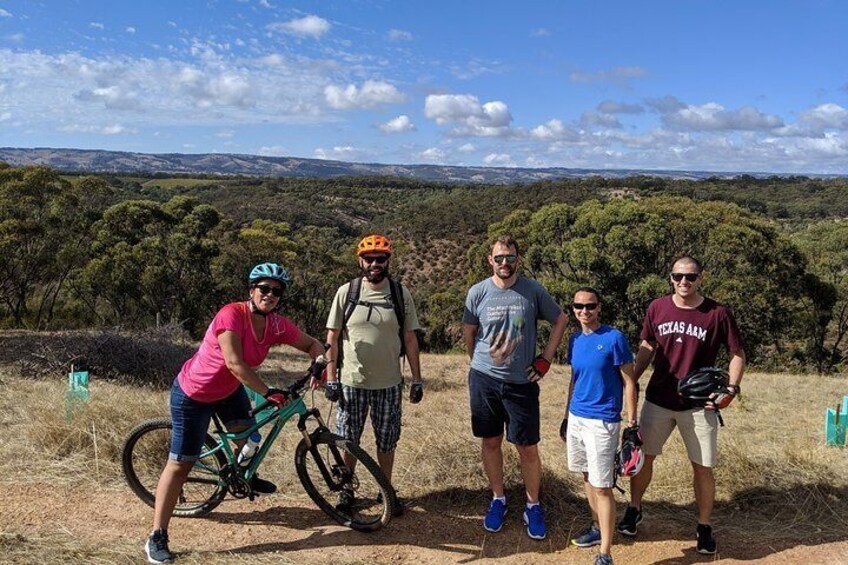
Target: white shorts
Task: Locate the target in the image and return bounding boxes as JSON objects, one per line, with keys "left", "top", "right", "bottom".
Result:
{"left": 566, "top": 413, "right": 620, "bottom": 488}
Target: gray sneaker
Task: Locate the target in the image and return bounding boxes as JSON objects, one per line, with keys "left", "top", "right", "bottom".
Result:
{"left": 145, "top": 529, "right": 174, "bottom": 564}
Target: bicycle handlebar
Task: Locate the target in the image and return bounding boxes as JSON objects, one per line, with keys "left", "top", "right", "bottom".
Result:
{"left": 249, "top": 346, "right": 331, "bottom": 417}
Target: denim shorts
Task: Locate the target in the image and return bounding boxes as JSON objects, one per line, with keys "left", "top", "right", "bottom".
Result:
{"left": 468, "top": 368, "right": 540, "bottom": 446}
{"left": 168, "top": 379, "right": 255, "bottom": 462}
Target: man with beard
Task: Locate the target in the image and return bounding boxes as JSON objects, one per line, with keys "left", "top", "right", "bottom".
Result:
{"left": 462, "top": 234, "right": 568, "bottom": 540}
{"left": 323, "top": 234, "right": 422, "bottom": 516}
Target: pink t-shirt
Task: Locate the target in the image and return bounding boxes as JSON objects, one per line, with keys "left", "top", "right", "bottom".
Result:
{"left": 178, "top": 302, "right": 302, "bottom": 402}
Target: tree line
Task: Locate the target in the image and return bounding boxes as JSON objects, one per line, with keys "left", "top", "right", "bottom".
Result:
{"left": 1, "top": 163, "right": 846, "bottom": 373}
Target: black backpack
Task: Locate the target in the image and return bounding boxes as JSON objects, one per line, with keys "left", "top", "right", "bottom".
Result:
{"left": 336, "top": 276, "right": 406, "bottom": 377}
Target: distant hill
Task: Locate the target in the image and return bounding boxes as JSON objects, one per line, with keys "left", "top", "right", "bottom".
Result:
{"left": 0, "top": 146, "right": 782, "bottom": 183}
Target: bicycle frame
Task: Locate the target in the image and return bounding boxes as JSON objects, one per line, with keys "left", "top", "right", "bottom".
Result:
{"left": 198, "top": 387, "right": 336, "bottom": 489}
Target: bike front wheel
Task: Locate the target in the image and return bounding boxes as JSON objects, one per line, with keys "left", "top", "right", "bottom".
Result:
{"left": 295, "top": 430, "right": 394, "bottom": 532}
{"left": 121, "top": 418, "right": 227, "bottom": 517}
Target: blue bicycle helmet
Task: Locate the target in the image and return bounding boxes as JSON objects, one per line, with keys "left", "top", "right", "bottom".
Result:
{"left": 248, "top": 263, "right": 291, "bottom": 287}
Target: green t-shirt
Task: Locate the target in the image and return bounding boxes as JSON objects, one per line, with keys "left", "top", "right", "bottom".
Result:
{"left": 327, "top": 279, "right": 421, "bottom": 389}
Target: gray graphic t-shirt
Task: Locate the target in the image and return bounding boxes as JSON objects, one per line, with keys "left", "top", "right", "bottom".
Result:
{"left": 463, "top": 276, "right": 562, "bottom": 383}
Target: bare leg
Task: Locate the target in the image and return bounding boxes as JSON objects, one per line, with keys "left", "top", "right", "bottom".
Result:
{"left": 692, "top": 462, "right": 715, "bottom": 524}
{"left": 515, "top": 443, "right": 541, "bottom": 503}
{"left": 481, "top": 435, "right": 505, "bottom": 497}
{"left": 376, "top": 450, "right": 395, "bottom": 483}
{"left": 152, "top": 460, "right": 194, "bottom": 531}
{"left": 629, "top": 453, "right": 656, "bottom": 510}
{"left": 594, "top": 486, "right": 616, "bottom": 555}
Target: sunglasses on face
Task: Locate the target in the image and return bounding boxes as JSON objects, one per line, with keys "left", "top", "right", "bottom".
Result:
{"left": 362, "top": 254, "right": 389, "bottom": 265}
{"left": 670, "top": 272, "right": 700, "bottom": 282}
{"left": 572, "top": 302, "right": 599, "bottom": 311}
{"left": 493, "top": 254, "right": 517, "bottom": 265}
{"left": 255, "top": 284, "right": 283, "bottom": 297}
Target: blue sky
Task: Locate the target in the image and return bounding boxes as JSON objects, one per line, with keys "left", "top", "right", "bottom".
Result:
{"left": 1, "top": 0, "right": 846, "bottom": 173}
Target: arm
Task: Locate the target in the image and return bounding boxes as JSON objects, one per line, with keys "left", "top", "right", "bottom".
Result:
{"left": 324, "top": 328, "right": 341, "bottom": 383}
{"left": 541, "top": 311, "right": 569, "bottom": 362}
{"left": 404, "top": 330, "right": 422, "bottom": 382}
{"left": 291, "top": 331, "right": 324, "bottom": 360}
{"left": 463, "top": 323, "right": 478, "bottom": 360}
{"left": 728, "top": 351, "right": 746, "bottom": 388}
{"left": 633, "top": 339, "right": 656, "bottom": 380}
{"left": 218, "top": 330, "right": 271, "bottom": 395}
{"left": 620, "top": 362, "right": 638, "bottom": 426}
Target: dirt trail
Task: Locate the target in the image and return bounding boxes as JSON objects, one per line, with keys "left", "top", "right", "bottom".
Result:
{"left": 3, "top": 483, "right": 845, "bottom": 564}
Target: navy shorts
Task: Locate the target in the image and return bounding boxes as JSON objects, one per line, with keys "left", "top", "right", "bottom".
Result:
{"left": 468, "top": 368, "right": 540, "bottom": 446}
{"left": 168, "top": 379, "right": 255, "bottom": 462}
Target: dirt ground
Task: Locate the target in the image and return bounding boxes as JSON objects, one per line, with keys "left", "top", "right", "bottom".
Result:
{"left": 3, "top": 483, "right": 846, "bottom": 565}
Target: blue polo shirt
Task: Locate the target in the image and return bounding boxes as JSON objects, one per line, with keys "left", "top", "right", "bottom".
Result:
{"left": 566, "top": 325, "right": 633, "bottom": 422}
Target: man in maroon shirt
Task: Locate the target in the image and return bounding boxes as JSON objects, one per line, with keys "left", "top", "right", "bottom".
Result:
{"left": 617, "top": 256, "right": 745, "bottom": 555}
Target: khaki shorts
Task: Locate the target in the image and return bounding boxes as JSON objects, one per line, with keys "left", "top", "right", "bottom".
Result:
{"left": 640, "top": 400, "right": 718, "bottom": 467}
{"left": 566, "top": 413, "right": 620, "bottom": 488}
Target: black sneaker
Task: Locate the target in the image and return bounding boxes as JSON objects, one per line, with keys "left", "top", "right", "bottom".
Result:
{"left": 249, "top": 474, "right": 277, "bottom": 495}
{"left": 377, "top": 491, "right": 408, "bottom": 517}
{"left": 145, "top": 529, "right": 174, "bottom": 564}
{"left": 617, "top": 506, "right": 643, "bottom": 536}
{"left": 336, "top": 489, "right": 355, "bottom": 513}
{"left": 696, "top": 523, "right": 717, "bottom": 554}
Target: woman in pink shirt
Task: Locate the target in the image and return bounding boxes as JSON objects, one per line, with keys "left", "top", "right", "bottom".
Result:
{"left": 145, "top": 263, "right": 325, "bottom": 564}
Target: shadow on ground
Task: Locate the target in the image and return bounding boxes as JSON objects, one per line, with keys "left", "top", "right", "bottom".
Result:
{"left": 203, "top": 480, "right": 848, "bottom": 562}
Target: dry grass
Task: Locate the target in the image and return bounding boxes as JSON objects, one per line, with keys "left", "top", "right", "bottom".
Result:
{"left": 1, "top": 350, "right": 847, "bottom": 558}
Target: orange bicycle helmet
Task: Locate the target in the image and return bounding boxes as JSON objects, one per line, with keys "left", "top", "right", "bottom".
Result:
{"left": 357, "top": 234, "right": 393, "bottom": 256}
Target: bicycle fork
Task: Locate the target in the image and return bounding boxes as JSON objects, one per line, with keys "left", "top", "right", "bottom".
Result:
{"left": 297, "top": 409, "right": 351, "bottom": 493}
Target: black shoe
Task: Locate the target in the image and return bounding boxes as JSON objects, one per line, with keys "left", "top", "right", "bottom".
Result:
{"left": 617, "top": 506, "right": 643, "bottom": 536}
{"left": 377, "top": 491, "right": 408, "bottom": 517}
{"left": 145, "top": 529, "right": 174, "bottom": 564}
{"left": 336, "top": 489, "right": 355, "bottom": 513}
{"left": 696, "top": 523, "right": 717, "bottom": 554}
{"left": 249, "top": 474, "right": 277, "bottom": 495}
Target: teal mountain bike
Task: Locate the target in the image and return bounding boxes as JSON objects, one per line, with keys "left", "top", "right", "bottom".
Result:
{"left": 121, "top": 367, "right": 396, "bottom": 532}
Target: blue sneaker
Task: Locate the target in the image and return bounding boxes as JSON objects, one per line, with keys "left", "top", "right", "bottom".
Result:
{"left": 571, "top": 523, "right": 601, "bottom": 547}
{"left": 523, "top": 504, "right": 546, "bottom": 540}
{"left": 483, "top": 498, "right": 507, "bottom": 532}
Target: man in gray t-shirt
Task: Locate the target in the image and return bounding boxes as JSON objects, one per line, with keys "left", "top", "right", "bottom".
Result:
{"left": 462, "top": 234, "right": 568, "bottom": 541}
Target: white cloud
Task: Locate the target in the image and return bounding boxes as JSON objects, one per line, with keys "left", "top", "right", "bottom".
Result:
{"left": 449, "top": 59, "right": 506, "bottom": 80}
{"left": 59, "top": 124, "right": 135, "bottom": 135}
{"left": 424, "top": 94, "right": 513, "bottom": 136}
{"left": 458, "top": 143, "right": 476, "bottom": 153}
{"left": 0, "top": 9, "right": 13, "bottom": 17}
{"left": 570, "top": 66, "right": 647, "bottom": 83}
{"left": 418, "top": 147, "right": 446, "bottom": 162}
{"left": 74, "top": 85, "right": 142, "bottom": 111}
{"left": 258, "top": 145, "right": 288, "bottom": 156}
{"left": 126, "top": 27, "right": 136, "bottom": 34}
{"left": 378, "top": 115, "right": 416, "bottom": 134}
{"left": 387, "top": 29, "right": 413, "bottom": 42}
{"left": 268, "top": 15, "right": 330, "bottom": 39}
{"left": 5, "top": 33, "right": 24, "bottom": 42}
{"left": 325, "top": 80, "right": 404, "bottom": 110}
{"left": 597, "top": 100, "right": 644, "bottom": 114}
{"left": 580, "top": 111, "right": 622, "bottom": 129}
{"left": 530, "top": 119, "right": 579, "bottom": 141}
{"left": 483, "top": 153, "right": 515, "bottom": 167}
{"left": 663, "top": 103, "right": 783, "bottom": 131}
{"left": 0, "top": 112, "right": 11, "bottom": 121}
{"left": 773, "top": 103, "right": 848, "bottom": 138}
{"left": 530, "top": 28, "right": 550, "bottom": 37}
{"left": 216, "top": 130, "right": 235, "bottom": 138}
{"left": 259, "top": 0, "right": 274, "bottom": 7}
{"left": 314, "top": 146, "right": 366, "bottom": 161}
{"left": 89, "top": 22, "right": 104, "bottom": 30}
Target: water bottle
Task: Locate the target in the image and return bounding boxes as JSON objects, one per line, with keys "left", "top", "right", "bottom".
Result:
{"left": 237, "top": 432, "right": 262, "bottom": 466}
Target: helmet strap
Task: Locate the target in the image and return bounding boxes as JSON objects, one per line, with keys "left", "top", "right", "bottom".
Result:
{"left": 248, "top": 299, "right": 268, "bottom": 317}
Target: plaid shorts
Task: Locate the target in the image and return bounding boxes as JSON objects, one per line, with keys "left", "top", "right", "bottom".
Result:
{"left": 336, "top": 383, "right": 402, "bottom": 454}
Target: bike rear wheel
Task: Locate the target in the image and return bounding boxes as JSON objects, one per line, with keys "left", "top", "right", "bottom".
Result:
{"left": 121, "top": 418, "right": 227, "bottom": 517}
{"left": 295, "top": 430, "right": 394, "bottom": 532}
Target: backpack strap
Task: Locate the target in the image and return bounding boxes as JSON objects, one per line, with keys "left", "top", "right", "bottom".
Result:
{"left": 388, "top": 278, "right": 406, "bottom": 358}
{"left": 337, "top": 277, "right": 363, "bottom": 378}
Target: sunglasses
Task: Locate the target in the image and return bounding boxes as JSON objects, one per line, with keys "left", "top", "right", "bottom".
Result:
{"left": 493, "top": 254, "right": 517, "bottom": 265}
{"left": 255, "top": 284, "right": 283, "bottom": 297}
{"left": 572, "top": 303, "right": 599, "bottom": 311}
{"left": 362, "top": 254, "right": 389, "bottom": 265}
{"left": 670, "top": 272, "right": 700, "bottom": 282}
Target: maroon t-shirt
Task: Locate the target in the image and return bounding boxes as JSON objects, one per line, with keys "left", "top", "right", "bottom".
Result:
{"left": 641, "top": 295, "right": 744, "bottom": 411}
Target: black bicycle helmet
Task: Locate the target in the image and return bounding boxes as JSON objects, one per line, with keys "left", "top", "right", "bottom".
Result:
{"left": 678, "top": 367, "right": 730, "bottom": 406}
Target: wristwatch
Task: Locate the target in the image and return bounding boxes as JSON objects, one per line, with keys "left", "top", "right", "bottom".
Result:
{"left": 726, "top": 384, "right": 740, "bottom": 395}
